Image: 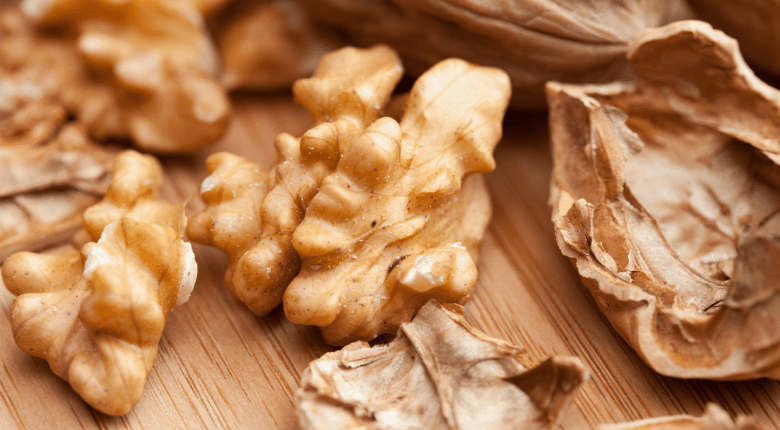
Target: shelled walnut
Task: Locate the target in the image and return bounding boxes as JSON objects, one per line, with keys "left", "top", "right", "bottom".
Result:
{"left": 0, "top": 0, "right": 229, "bottom": 153}
{"left": 284, "top": 57, "right": 510, "bottom": 345}
{"left": 192, "top": 0, "right": 333, "bottom": 91}
{"left": 190, "top": 45, "right": 510, "bottom": 345}
{"left": 1, "top": 150, "right": 196, "bottom": 415}
{"left": 296, "top": 0, "right": 693, "bottom": 109}
{"left": 600, "top": 404, "right": 763, "bottom": 430}
{"left": 296, "top": 300, "right": 589, "bottom": 430}
{"left": 188, "top": 45, "right": 404, "bottom": 316}
{"left": 549, "top": 21, "right": 780, "bottom": 379}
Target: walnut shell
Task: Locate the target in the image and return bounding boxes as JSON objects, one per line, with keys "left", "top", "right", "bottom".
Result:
{"left": 549, "top": 21, "right": 780, "bottom": 379}
{"left": 296, "top": 301, "right": 589, "bottom": 430}
{"left": 297, "top": 0, "right": 693, "bottom": 109}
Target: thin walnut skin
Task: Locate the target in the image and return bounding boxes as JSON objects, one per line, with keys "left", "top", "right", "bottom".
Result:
{"left": 1, "top": 1, "right": 229, "bottom": 153}
{"left": 284, "top": 57, "right": 510, "bottom": 345}
{"left": 297, "top": 0, "right": 693, "bottom": 109}
{"left": 549, "top": 21, "right": 780, "bottom": 380}
{"left": 188, "top": 45, "right": 404, "bottom": 316}
{"left": 600, "top": 404, "right": 764, "bottom": 430}
{"left": 296, "top": 300, "right": 589, "bottom": 430}
{"left": 0, "top": 125, "right": 113, "bottom": 261}
{"left": 1, "top": 149, "right": 196, "bottom": 415}
{"left": 0, "top": 61, "right": 114, "bottom": 260}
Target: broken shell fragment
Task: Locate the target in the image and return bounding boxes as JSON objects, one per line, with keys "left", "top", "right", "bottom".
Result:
{"left": 296, "top": 300, "right": 589, "bottom": 430}
{"left": 548, "top": 21, "right": 780, "bottom": 379}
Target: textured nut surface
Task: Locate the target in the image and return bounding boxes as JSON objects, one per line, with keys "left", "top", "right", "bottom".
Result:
{"left": 1, "top": 1, "right": 229, "bottom": 153}
{"left": 296, "top": 300, "right": 589, "bottom": 430}
{"left": 549, "top": 21, "right": 780, "bottom": 380}
{"left": 297, "top": 0, "right": 693, "bottom": 109}
{"left": 284, "top": 57, "right": 510, "bottom": 345}
{"left": 83, "top": 150, "right": 183, "bottom": 241}
{"left": 188, "top": 45, "right": 403, "bottom": 316}
{"left": 1, "top": 149, "right": 196, "bottom": 415}
{"left": 600, "top": 404, "right": 764, "bottom": 430}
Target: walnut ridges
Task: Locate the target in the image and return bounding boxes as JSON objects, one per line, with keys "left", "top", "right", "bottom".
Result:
{"left": 549, "top": 21, "right": 780, "bottom": 380}
{"left": 188, "top": 45, "right": 404, "bottom": 316}
{"left": 296, "top": 0, "right": 693, "bottom": 109}
{"left": 1, "top": 150, "right": 196, "bottom": 415}
{"left": 284, "top": 57, "right": 510, "bottom": 345}
{"left": 1, "top": 0, "right": 229, "bottom": 153}
{"left": 296, "top": 301, "right": 589, "bottom": 430}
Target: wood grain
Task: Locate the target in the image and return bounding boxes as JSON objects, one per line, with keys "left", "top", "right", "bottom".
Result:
{"left": 1, "top": 96, "right": 780, "bottom": 430}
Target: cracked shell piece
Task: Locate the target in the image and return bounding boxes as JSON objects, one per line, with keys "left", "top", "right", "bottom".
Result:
{"left": 296, "top": 300, "right": 589, "bottom": 430}
{"left": 2, "top": 1, "right": 229, "bottom": 153}
{"left": 548, "top": 21, "right": 780, "bottom": 379}
{"left": 1, "top": 150, "right": 196, "bottom": 415}
{"left": 0, "top": 116, "right": 114, "bottom": 260}
{"left": 600, "top": 404, "right": 764, "bottom": 430}
{"left": 188, "top": 45, "right": 403, "bottom": 316}
{"left": 284, "top": 57, "right": 510, "bottom": 345}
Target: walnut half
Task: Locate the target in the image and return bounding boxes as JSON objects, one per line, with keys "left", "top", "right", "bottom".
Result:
{"left": 1, "top": 150, "right": 196, "bottom": 415}
{"left": 284, "top": 55, "right": 510, "bottom": 345}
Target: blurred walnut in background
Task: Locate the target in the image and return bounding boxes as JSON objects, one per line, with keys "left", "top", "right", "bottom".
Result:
{"left": 0, "top": 0, "right": 230, "bottom": 153}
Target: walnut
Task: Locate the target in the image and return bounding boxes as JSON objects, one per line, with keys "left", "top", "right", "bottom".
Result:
{"left": 1, "top": 149, "right": 196, "bottom": 416}
{"left": 549, "top": 21, "right": 780, "bottom": 379}
{"left": 284, "top": 56, "right": 510, "bottom": 345}
{"left": 295, "top": 0, "right": 693, "bottom": 109}
{"left": 296, "top": 300, "right": 589, "bottom": 430}
{"left": 188, "top": 45, "right": 404, "bottom": 316}
{"left": 1, "top": 1, "right": 229, "bottom": 153}
{"left": 197, "top": 0, "right": 333, "bottom": 91}
{"left": 601, "top": 404, "right": 764, "bottom": 430}
{"left": 0, "top": 83, "right": 114, "bottom": 260}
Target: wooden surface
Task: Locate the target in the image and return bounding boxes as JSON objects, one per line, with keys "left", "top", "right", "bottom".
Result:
{"left": 2, "top": 94, "right": 780, "bottom": 430}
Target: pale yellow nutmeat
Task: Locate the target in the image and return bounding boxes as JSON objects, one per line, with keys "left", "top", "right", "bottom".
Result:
{"left": 188, "top": 45, "right": 403, "bottom": 316}
{"left": 14, "top": 0, "right": 229, "bottom": 153}
{"left": 284, "top": 58, "right": 511, "bottom": 345}
{"left": 1, "top": 149, "right": 197, "bottom": 415}
{"left": 82, "top": 149, "right": 184, "bottom": 241}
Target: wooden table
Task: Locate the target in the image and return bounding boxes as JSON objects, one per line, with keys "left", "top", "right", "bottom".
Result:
{"left": 1, "top": 93, "right": 779, "bottom": 429}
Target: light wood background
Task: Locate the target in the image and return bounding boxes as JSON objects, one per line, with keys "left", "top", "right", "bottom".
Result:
{"left": 2, "top": 93, "right": 780, "bottom": 430}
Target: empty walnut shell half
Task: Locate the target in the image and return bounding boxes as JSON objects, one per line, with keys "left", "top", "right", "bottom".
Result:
{"left": 549, "top": 21, "right": 780, "bottom": 380}
{"left": 297, "top": 0, "right": 693, "bottom": 109}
